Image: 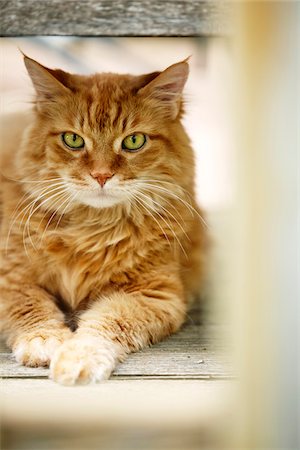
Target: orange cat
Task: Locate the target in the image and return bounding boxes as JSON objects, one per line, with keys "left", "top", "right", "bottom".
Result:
{"left": 0, "top": 55, "right": 207, "bottom": 384}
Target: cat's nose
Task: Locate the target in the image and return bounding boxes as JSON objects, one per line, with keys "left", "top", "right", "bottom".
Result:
{"left": 90, "top": 171, "right": 114, "bottom": 188}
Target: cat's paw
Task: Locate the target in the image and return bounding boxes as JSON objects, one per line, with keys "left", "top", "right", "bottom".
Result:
{"left": 13, "top": 328, "right": 73, "bottom": 368}
{"left": 50, "top": 336, "right": 120, "bottom": 385}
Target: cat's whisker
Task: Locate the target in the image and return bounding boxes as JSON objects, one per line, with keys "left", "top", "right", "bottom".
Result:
{"left": 20, "top": 184, "right": 69, "bottom": 243}
{"left": 38, "top": 210, "right": 57, "bottom": 243}
{"left": 132, "top": 191, "right": 188, "bottom": 259}
{"left": 6, "top": 183, "right": 63, "bottom": 235}
{"left": 22, "top": 184, "right": 69, "bottom": 223}
{"left": 134, "top": 180, "right": 190, "bottom": 205}
{"left": 53, "top": 192, "right": 78, "bottom": 234}
{"left": 4, "top": 184, "right": 61, "bottom": 253}
{"left": 5, "top": 190, "right": 34, "bottom": 255}
{"left": 135, "top": 181, "right": 208, "bottom": 228}
{"left": 24, "top": 187, "right": 67, "bottom": 232}
{"left": 137, "top": 178, "right": 195, "bottom": 201}
{"left": 135, "top": 184, "right": 189, "bottom": 225}
{"left": 130, "top": 193, "right": 173, "bottom": 253}
{"left": 39, "top": 191, "right": 73, "bottom": 245}
{"left": 15, "top": 182, "right": 68, "bottom": 230}
{"left": 137, "top": 180, "right": 188, "bottom": 202}
{"left": 136, "top": 191, "right": 188, "bottom": 260}
{"left": 38, "top": 193, "right": 73, "bottom": 248}
{"left": 143, "top": 189, "right": 191, "bottom": 233}
{"left": 134, "top": 182, "right": 186, "bottom": 209}
{"left": 18, "top": 196, "right": 44, "bottom": 230}
{"left": 137, "top": 190, "right": 191, "bottom": 243}
{"left": 20, "top": 195, "right": 49, "bottom": 258}
{"left": 155, "top": 212, "right": 188, "bottom": 260}
{"left": 34, "top": 183, "right": 73, "bottom": 224}
{"left": 24, "top": 183, "right": 68, "bottom": 211}
{"left": 127, "top": 194, "right": 144, "bottom": 221}
{"left": 133, "top": 196, "right": 172, "bottom": 250}
{"left": 37, "top": 198, "right": 63, "bottom": 234}
{"left": 22, "top": 229, "right": 31, "bottom": 261}
{"left": 23, "top": 188, "right": 67, "bottom": 252}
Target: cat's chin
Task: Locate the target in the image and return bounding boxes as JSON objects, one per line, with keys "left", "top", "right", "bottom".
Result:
{"left": 76, "top": 191, "right": 124, "bottom": 209}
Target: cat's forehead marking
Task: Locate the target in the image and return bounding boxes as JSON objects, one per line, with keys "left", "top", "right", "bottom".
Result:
{"left": 79, "top": 81, "right": 133, "bottom": 134}
{"left": 112, "top": 104, "right": 122, "bottom": 129}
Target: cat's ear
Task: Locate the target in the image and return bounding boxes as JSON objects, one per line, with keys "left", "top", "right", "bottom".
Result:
{"left": 24, "top": 55, "right": 71, "bottom": 101}
{"left": 137, "top": 59, "right": 189, "bottom": 119}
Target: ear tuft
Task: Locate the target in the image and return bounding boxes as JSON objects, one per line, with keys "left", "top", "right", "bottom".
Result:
{"left": 138, "top": 59, "right": 190, "bottom": 119}
{"left": 24, "top": 55, "right": 71, "bottom": 101}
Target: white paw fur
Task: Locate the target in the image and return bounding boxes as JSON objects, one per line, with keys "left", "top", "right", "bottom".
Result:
{"left": 13, "top": 330, "right": 72, "bottom": 367}
{"left": 50, "top": 336, "right": 121, "bottom": 385}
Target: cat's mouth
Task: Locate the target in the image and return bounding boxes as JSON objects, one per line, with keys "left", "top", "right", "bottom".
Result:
{"left": 74, "top": 186, "right": 127, "bottom": 209}
{"left": 62, "top": 176, "right": 132, "bottom": 209}
{"left": 94, "top": 189, "right": 116, "bottom": 198}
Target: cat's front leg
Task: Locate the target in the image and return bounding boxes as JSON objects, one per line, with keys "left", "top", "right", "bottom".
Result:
{"left": 50, "top": 277, "right": 186, "bottom": 385}
{"left": 1, "top": 284, "right": 72, "bottom": 367}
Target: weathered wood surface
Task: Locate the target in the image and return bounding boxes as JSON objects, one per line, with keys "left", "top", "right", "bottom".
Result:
{"left": 0, "top": 323, "right": 233, "bottom": 379}
{"left": 1, "top": 0, "right": 232, "bottom": 36}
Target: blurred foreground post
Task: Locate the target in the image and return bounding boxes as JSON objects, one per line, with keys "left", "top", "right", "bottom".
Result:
{"left": 232, "top": 2, "right": 299, "bottom": 448}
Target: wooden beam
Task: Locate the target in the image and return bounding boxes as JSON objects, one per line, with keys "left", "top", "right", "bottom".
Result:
{"left": 0, "top": 325, "right": 234, "bottom": 379}
{"left": 1, "top": 0, "right": 231, "bottom": 36}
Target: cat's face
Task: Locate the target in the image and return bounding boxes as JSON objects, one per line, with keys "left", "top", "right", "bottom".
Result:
{"left": 22, "top": 56, "right": 191, "bottom": 210}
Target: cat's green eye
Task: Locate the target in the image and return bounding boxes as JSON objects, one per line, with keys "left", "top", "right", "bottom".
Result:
{"left": 122, "top": 133, "right": 146, "bottom": 152}
{"left": 62, "top": 132, "right": 85, "bottom": 149}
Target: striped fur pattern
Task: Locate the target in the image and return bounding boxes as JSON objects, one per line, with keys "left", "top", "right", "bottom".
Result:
{"left": 0, "top": 56, "right": 207, "bottom": 384}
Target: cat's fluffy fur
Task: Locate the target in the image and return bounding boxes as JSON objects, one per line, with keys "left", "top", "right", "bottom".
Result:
{"left": 0, "top": 55, "right": 207, "bottom": 384}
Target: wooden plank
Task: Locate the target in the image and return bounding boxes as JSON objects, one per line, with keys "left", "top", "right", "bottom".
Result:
{"left": 1, "top": 379, "right": 233, "bottom": 449}
{"left": 1, "top": 1, "right": 232, "bottom": 36}
{"left": 1, "top": 378, "right": 232, "bottom": 427}
{"left": 0, "top": 324, "right": 233, "bottom": 379}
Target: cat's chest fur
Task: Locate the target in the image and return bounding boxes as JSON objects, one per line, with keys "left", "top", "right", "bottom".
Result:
{"left": 35, "top": 218, "right": 147, "bottom": 309}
